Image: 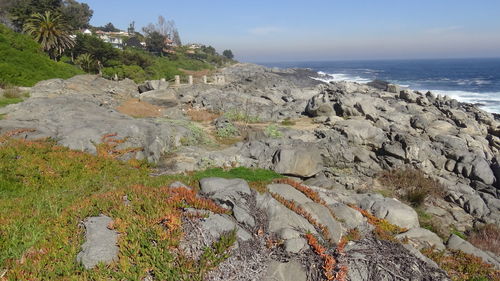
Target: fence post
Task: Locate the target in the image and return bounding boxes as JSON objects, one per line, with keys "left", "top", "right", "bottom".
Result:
{"left": 188, "top": 75, "right": 193, "bottom": 85}
{"left": 202, "top": 75, "right": 208, "bottom": 84}
{"left": 174, "top": 75, "right": 180, "bottom": 86}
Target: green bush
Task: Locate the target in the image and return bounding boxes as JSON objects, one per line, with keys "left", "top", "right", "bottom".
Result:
{"left": 102, "top": 65, "right": 147, "bottom": 83}
{"left": 217, "top": 124, "right": 239, "bottom": 138}
{"left": 194, "top": 167, "right": 283, "bottom": 182}
{"left": 264, "top": 124, "right": 283, "bottom": 138}
{"left": 0, "top": 24, "right": 83, "bottom": 86}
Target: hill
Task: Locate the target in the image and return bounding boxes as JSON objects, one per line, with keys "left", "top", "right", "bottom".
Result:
{"left": 0, "top": 24, "right": 83, "bottom": 87}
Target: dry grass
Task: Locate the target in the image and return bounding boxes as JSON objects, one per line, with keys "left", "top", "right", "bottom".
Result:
{"left": 186, "top": 108, "right": 220, "bottom": 122}
{"left": 116, "top": 99, "right": 164, "bottom": 118}
{"left": 468, "top": 224, "right": 500, "bottom": 256}
{"left": 2, "top": 86, "right": 23, "bottom": 99}
{"left": 377, "top": 169, "right": 445, "bottom": 207}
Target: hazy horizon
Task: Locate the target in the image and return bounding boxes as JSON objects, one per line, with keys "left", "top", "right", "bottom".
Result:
{"left": 80, "top": 0, "right": 500, "bottom": 62}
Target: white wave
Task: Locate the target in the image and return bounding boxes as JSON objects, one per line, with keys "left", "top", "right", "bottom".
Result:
{"left": 428, "top": 89, "right": 500, "bottom": 113}
{"left": 312, "top": 72, "right": 372, "bottom": 84}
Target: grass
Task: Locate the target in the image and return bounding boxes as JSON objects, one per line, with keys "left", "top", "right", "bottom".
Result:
{"left": 223, "top": 109, "right": 261, "bottom": 124}
{"left": 0, "top": 134, "right": 269, "bottom": 280}
{"left": 0, "top": 97, "right": 23, "bottom": 108}
{"left": 0, "top": 24, "right": 83, "bottom": 86}
{"left": 422, "top": 248, "right": 500, "bottom": 281}
{"left": 264, "top": 124, "right": 283, "bottom": 139}
{"left": 468, "top": 224, "right": 500, "bottom": 256}
{"left": 377, "top": 169, "right": 445, "bottom": 207}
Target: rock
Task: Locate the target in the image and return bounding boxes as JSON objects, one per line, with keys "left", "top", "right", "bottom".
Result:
{"left": 329, "top": 203, "right": 367, "bottom": 230}
{"left": 263, "top": 260, "right": 307, "bottom": 281}
{"left": 272, "top": 147, "right": 322, "bottom": 177}
{"left": 138, "top": 80, "right": 169, "bottom": 93}
{"left": 396, "top": 228, "right": 446, "bottom": 250}
{"left": 139, "top": 89, "right": 178, "bottom": 107}
{"left": 471, "top": 157, "right": 495, "bottom": 185}
{"left": 367, "top": 80, "right": 390, "bottom": 91}
{"left": 447, "top": 234, "right": 500, "bottom": 269}
{"left": 333, "top": 119, "right": 386, "bottom": 148}
{"left": 358, "top": 195, "right": 420, "bottom": 229}
{"left": 399, "top": 89, "right": 419, "bottom": 103}
{"left": 268, "top": 184, "right": 313, "bottom": 204}
{"left": 200, "top": 178, "right": 251, "bottom": 196}
{"left": 200, "top": 214, "right": 252, "bottom": 241}
{"left": 256, "top": 192, "right": 317, "bottom": 240}
{"left": 303, "top": 202, "right": 344, "bottom": 243}
{"left": 76, "top": 215, "right": 119, "bottom": 269}
{"left": 386, "top": 84, "right": 400, "bottom": 93}
{"left": 284, "top": 237, "right": 307, "bottom": 253}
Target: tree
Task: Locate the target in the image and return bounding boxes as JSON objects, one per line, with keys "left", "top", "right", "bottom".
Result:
{"left": 23, "top": 11, "right": 75, "bottom": 60}
{"left": 9, "top": 0, "right": 62, "bottom": 31}
{"left": 75, "top": 53, "right": 96, "bottom": 73}
{"left": 98, "top": 22, "right": 120, "bottom": 32}
{"left": 143, "top": 16, "right": 181, "bottom": 46}
{"left": 72, "top": 33, "right": 119, "bottom": 65}
{"left": 144, "top": 30, "right": 166, "bottom": 55}
{"left": 60, "top": 0, "right": 93, "bottom": 30}
{"left": 222, "top": 49, "right": 234, "bottom": 60}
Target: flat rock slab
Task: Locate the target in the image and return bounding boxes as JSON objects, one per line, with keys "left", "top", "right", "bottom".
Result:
{"left": 77, "top": 215, "right": 119, "bottom": 269}
{"left": 263, "top": 260, "right": 307, "bottom": 281}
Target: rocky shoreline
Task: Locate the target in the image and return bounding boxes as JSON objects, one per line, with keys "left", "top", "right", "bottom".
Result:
{"left": 1, "top": 63, "right": 499, "bottom": 280}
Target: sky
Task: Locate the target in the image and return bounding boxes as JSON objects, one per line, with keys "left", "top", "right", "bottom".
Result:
{"left": 80, "top": 0, "right": 500, "bottom": 62}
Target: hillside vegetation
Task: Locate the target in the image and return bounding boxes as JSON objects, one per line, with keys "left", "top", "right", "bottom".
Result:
{"left": 0, "top": 24, "right": 83, "bottom": 87}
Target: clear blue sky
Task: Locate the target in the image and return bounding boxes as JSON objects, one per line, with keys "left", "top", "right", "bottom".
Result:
{"left": 80, "top": 0, "right": 500, "bottom": 62}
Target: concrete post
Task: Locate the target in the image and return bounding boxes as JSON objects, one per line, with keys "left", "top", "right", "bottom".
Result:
{"left": 202, "top": 75, "right": 208, "bottom": 84}
{"left": 174, "top": 75, "right": 180, "bottom": 86}
{"left": 188, "top": 75, "right": 193, "bottom": 85}
{"left": 160, "top": 78, "right": 166, "bottom": 82}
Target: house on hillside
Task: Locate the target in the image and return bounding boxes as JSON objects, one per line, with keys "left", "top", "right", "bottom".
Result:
{"left": 95, "top": 30, "right": 129, "bottom": 49}
{"left": 163, "top": 37, "right": 176, "bottom": 54}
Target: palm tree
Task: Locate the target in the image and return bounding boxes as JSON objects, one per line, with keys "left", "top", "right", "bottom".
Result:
{"left": 75, "top": 53, "right": 96, "bottom": 73}
{"left": 23, "top": 11, "right": 75, "bottom": 60}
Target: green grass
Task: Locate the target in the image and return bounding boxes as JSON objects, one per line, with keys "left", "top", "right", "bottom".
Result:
{"left": 0, "top": 24, "right": 83, "bottom": 86}
{"left": 0, "top": 97, "right": 23, "bottom": 108}
{"left": 193, "top": 167, "right": 283, "bottom": 182}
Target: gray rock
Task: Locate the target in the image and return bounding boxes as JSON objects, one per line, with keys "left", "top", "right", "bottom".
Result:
{"left": 333, "top": 119, "right": 386, "bottom": 148}
{"left": 396, "top": 227, "right": 446, "bottom": 250}
{"left": 303, "top": 202, "right": 344, "bottom": 243}
{"left": 386, "top": 84, "right": 400, "bottom": 93}
{"left": 471, "top": 157, "right": 495, "bottom": 185}
{"left": 268, "top": 184, "right": 313, "bottom": 205}
{"left": 200, "top": 178, "right": 251, "bottom": 196}
{"left": 77, "top": 215, "right": 119, "bottom": 269}
{"left": 284, "top": 238, "right": 307, "bottom": 253}
{"left": 263, "top": 260, "right": 307, "bottom": 281}
{"left": 447, "top": 234, "right": 500, "bottom": 269}
{"left": 358, "top": 195, "right": 420, "bottom": 229}
{"left": 200, "top": 214, "right": 252, "bottom": 241}
{"left": 139, "top": 89, "right": 178, "bottom": 107}
{"left": 329, "top": 203, "right": 367, "bottom": 230}
{"left": 272, "top": 147, "right": 322, "bottom": 177}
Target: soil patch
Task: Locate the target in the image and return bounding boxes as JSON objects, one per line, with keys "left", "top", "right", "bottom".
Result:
{"left": 116, "top": 99, "right": 164, "bottom": 118}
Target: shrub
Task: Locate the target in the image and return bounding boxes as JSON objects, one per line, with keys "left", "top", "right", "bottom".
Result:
{"left": 468, "top": 224, "right": 500, "bottom": 256}
{"left": 281, "top": 118, "right": 296, "bottom": 126}
{"left": 217, "top": 124, "right": 239, "bottom": 138}
{"left": 102, "top": 64, "right": 148, "bottom": 83}
{"left": 377, "top": 169, "right": 445, "bottom": 207}
{"left": 264, "top": 124, "right": 283, "bottom": 139}
{"left": 193, "top": 167, "right": 283, "bottom": 182}
{"left": 2, "top": 86, "right": 22, "bottom": 98}
{"left": 422, "top": 248, "right": 500, "bottom": 281}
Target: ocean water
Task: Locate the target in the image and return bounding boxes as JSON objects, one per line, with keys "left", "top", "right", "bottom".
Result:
{"left": 261, "top": 58, "right": 500, "bottom": 113}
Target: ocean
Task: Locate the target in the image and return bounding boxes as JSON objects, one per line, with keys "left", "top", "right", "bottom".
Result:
{"left": 261, "top": 58, "right": 500, "bottom": 113}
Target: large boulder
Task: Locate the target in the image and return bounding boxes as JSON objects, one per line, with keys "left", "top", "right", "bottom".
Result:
{"left": 333, "top": 120, "right": 386, "bottom": 148}
{"left": 139, "top": 89, "right": 178, "bottom": 107}
{"left": 396, "top": 228, "right": 445, "bottom": 250}
{"left": 358, "top": 195, "right": 420, "bottom": 229}
{"left": 272, "top": 147, "right": 322, "bottom": 177}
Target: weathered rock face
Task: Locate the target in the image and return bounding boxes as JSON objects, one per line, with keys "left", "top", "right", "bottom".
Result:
{"left": 447, "top": 234, "right": 500, "bottom": 269}
{"left": 272, "top": 147, "right": 322, "bottom": 177}
{"left": 76, "top": 215, "right": 119, "bottom": 269}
